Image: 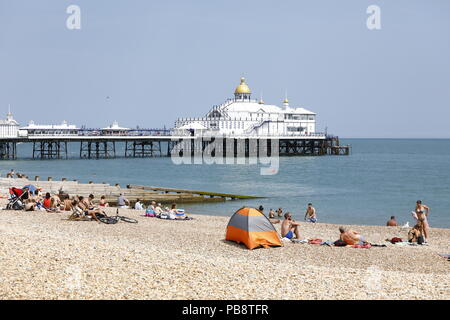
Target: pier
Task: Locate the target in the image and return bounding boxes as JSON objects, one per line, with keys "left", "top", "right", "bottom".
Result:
{"left": 0, "top": 130, "right": 350, "bottom": 160}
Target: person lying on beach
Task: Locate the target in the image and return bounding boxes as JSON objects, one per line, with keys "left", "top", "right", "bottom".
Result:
{"left": 339, "top": 227, "right": 367, "bottom": 245}
{"left": 281, "top": 212, "right": 301, "bottom": 240}
{"left": 304, "top": 203, "right": 317, "bottom": 223}
{"left": 386, "top": 216, "right": 398, "bottom": 226}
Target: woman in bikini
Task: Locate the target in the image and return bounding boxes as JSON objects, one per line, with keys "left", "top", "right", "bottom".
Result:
{"left": 414, "top": 200, "right": 430, "bottom": 241}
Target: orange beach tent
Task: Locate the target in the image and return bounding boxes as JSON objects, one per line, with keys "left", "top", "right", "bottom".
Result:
{"left": 225, "top": 207, "right": 282, "bottom": 249}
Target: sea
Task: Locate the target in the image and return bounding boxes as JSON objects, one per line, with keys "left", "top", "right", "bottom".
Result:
{"left": 1, "top": 139, "right": 449, "bottom": 228}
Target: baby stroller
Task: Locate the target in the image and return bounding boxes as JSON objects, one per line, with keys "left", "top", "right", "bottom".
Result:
{"left": 5, "top": 187, "right": 26, "bottom": 210}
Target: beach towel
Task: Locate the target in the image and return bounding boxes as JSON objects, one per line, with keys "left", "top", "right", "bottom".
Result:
{"left": 352, "top": 243, "right": 372, "bottom": 249}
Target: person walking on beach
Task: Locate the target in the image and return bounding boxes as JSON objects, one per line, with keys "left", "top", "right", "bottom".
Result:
{"left": 339, "top": 227, "right": 366, "bottom": 245}
{"left": 414, "top": 200, "right": 430, "bottom": 241}
{"left": 304, "top": 203, "right": 317, "bottom": 223}
{"left": 386, "top": 216, "right": 398, "bottom": 226}
{"left": 281, "top": 213, "right": 301, "bottom": 240}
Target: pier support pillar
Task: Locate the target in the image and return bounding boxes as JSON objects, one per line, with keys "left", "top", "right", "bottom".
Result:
{"left": 0, "top": 141, "right": 17, "bottom": 159}
{"left": 125, "top": 140, "right": 162, "bottom": 157}
{"left": 80, "top": 141, "right": 115, "bottom": 159}
{"left": 32, "top": 141, "right": 67, "bottom": 159}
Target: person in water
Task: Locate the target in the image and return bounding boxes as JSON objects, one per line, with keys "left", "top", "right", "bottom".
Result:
{"left": 304, "top": 203, "right": 317, "bottom": 223}
{"left": 339, "top": 226, "right": 366, "bottom": 245}
{"left": 281, "top": 212, "right": 301, "bottom": 240}
{"left": 386, "top": 216, "right": 398, "bottom": 227}
{"left": 414, "top": 200, "right": 430, "bottom": 241}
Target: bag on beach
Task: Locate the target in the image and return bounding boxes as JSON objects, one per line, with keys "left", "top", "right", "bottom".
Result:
{"left": 417, "top": 235, "right": 425, "bottom": 245}
{"left": 390, "top": 237, "right": 402, "bottom": 244}
{"left": 333, "top": 240, "right": 347, "bottom": 247}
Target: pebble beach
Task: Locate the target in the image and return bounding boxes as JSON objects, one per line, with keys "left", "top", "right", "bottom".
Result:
{"left": 0, "top": 206, "right": 449, "bottom": 300}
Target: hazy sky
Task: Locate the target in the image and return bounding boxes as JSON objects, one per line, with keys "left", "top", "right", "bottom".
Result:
{"left": 1, "top": 0, "right": 449, "bottom": 138}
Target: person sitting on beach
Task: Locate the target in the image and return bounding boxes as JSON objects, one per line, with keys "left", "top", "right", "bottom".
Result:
{"left": 24, "top": 199, "right": 36, "bottom": 211}
{"left": 386, "top": 216, "right": 398, "bottom": 227}
{"left": 154, "top": 203, "right": 163, "bottom": 215}
{"left": 304, "top": 203, "right": 317, "bottom": 223}
{"left": 70, "top": 199, "right": 102, "bottom": 222}
{"left": 86, "top": 194, "right": 96, "bottom": 209}
{"left": 99, "top": 195, "right": 109, "bottom": 207}
{"left": 169, "top": 203, "right": 178, "bottom": 219}
{"left": 281, "top": 212, "right": 301, "bottom": 240}
{"left": 117, "top": 193, "right": 130, "bottom": 209}
{"left": 339, "top": 227, "right": 366, "bottom": 245}
{"left": 43, "top": 193, "right": 52, "bottom": 210}
{"left": 407, "top": 221, "right": 423, "bottom": 243}
{"left": 134, "top": 199, "right": 144, "bottom": 210}
{"left": 62, "top": 195, "right": 73, "bottom": 211}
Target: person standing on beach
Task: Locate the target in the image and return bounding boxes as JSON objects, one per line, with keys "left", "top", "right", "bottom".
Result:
{"left": 304, "top": 203, "right": 317, "bottom": 223}
{"left": 386, "top": 216, "right": 398, "bottom": 226}
{"left": 281, "top": 213, "right": 301, "bottom": 240}
{"left": 414, "top": 200, "right": 430, "bottom": 241}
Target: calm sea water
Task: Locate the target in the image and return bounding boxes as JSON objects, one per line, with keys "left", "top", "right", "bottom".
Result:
{"left": 1, "top": 139, "right": 449, "bottom": 228}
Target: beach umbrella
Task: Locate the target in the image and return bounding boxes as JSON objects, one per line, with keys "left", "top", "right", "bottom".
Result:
{"left": 23, "top": 184, "right": 37, "bottom": 193}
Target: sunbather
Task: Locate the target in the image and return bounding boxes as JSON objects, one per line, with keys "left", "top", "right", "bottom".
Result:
{"left": 339, "top": 226, "right": 366, "bottom": 245}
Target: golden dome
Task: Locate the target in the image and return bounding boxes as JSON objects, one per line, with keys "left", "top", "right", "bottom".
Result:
{"left": 234, "top": 77, "right": 251, "bottom": 94}
{"left": 283, "top": 98, "right": 289, "bottom": 103}
{"left": 258, "top": 99, "right": 265, "bottom": 104}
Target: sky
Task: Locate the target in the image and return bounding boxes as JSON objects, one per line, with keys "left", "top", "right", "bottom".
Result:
{"left": 0, "top": 0, "right": 449, "bottom": 138}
